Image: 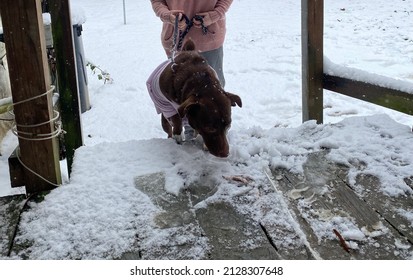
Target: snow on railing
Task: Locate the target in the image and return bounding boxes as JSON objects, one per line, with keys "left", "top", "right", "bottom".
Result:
{"left": 324, "top": 56, "right": 413, "bottom": 95}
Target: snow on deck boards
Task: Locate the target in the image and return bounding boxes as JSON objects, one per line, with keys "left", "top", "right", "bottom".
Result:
{"left": 2, "top": 150, "right": 412, "bottom": 259}
{"left": 130, "top": 172, "right": 281, "bottom": 260}
{"left": 272, "top": 151, "right": 413, "bottom": 259}
{"left": 122, "top": 151, "right": 413, "bottom": 260}
{"left": 0, "top": 194, "right": 25, "bottom": 257}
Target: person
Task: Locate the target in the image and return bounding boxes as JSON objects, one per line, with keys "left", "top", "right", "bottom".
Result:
{"left": 150, "top": 0, "right": 233, "bottom": 88}
{"left": 150, "top": 0, "right": 233, "bottom": 141}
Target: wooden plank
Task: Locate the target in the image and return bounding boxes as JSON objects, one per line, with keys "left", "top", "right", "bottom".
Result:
{"left": 336, "top": 171, "right": 413, "bottom": 244}
{"left": 195, "top": 201, "right": 281, "bottom": 260}
{"left": 133, "top": 172, "right": 281, "bottom": 260}
{"left": 49, "top": 0, "right": 84, "bottom": 175}
{"left": 1, "top": 0, "right": 62, "bottom": 193}
{"left": 133, "top": 172, "right": 206, "bottom": 259}
{"left": 323, "top": 74, "right": 413, "bottom": 115}
{"left": 273, "top": 169, "right": 356, "bottom": 259}
{"left": 301, "top": 0, "right": 324, "bottom": 124}
{"left": 0, "top": 195, "right": 26, "bottom": 257}
{"left": 272, "top": 151, "right": 412, "bottom": 259}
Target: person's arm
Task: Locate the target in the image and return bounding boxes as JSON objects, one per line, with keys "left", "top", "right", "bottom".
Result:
{"left": 195, "top": 0, "right": 233, "bottom": 27}
{"left": 150, "top": 0, "right": 171, "bottom": 23}
{"left": 151, "top": 0, "right": 185, "bottom": 29}
{"left": 212, "top": 0, "right": 234, "bottom": 21}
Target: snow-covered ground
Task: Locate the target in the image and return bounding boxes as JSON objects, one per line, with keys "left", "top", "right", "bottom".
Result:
{"left": 0, "top": 0, "right": 412, "bottom": 259}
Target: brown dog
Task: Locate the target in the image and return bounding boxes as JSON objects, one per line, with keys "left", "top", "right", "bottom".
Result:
{"left": 147, "top": 40, "right": 242, "bottom": 157}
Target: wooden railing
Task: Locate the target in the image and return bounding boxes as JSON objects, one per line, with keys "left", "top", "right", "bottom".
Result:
{"left": 302, "top": 0, "right": 413, "bottom": 124}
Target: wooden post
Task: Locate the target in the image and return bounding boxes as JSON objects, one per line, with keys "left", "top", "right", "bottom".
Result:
{"left": 49, "top": 0, "right": 84, "bottom": 176}
{"left": 302, "top": 0, "right": 324, "bottom": 123}
{"left": 1, "top": 0, "right": 62, "bottom": 193}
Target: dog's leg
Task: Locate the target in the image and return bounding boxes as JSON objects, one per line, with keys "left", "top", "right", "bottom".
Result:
{"left": 161, "top": 115, "right": 173, "bottom": 138}
{"left": 169, "top": 114, "right": 183, "bottom": 144}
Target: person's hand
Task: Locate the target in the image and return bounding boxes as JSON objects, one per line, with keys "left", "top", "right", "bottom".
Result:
{"left": 168, "top": 10, "right": 186, "bottom": 30}
{"left": 194, "top": 12, "right": 213, "bottom": 28}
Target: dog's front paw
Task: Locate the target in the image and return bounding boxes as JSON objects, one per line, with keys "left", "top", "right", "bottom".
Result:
{"left": 172, "top": 134, "right": 183, "bottom": 144}
{"left": 184, "top": 125, "right": 198, "bottom": 141}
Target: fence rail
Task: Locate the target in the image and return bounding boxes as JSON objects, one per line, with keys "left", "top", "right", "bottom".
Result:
{"left": 302, "top": 0, "right": 413, "bottom": 124}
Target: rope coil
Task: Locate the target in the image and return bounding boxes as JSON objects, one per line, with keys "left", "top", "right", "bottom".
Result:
{"left": 5, "top": 85, "right": 64, "bottom": 188}
{"left": 11, "top": 109, "right": 63, "bottom": 141}
{"left": 5, "top": 85, "right": 65, "bottom": 141}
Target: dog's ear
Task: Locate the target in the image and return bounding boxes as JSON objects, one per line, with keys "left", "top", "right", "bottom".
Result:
{"left": 182, "top": 39, "right": 196, "bottom": 51}
{"left": 178, "top": 95, "right": 199, "bottom": 117}
{"left": 226, "top": 92, "right": 242, "bottom": 107}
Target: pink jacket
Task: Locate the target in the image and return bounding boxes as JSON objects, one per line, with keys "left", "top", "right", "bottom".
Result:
{"left": 146, "top": 60, "right": 179, "bottom": 119}
{"left": 151, "top": 0, "right": 233, "bottom": 56}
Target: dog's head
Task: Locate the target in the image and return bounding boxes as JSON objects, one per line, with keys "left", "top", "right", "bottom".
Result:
{"left": 176, "top": 41, "right": 242, "bottom": 157}
{"left": 179, "top": 91, "right": 241, "bottom": 157}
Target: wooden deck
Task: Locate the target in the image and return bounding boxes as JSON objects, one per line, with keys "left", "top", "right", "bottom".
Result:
{"left": 1, "top": 150, "right": 412, "bottom": 259}
{"left": 0, "top": 194, "right": 25, "bottom": 258}
{"left": 272, "top": 151, "right": 413, "bottom": 259}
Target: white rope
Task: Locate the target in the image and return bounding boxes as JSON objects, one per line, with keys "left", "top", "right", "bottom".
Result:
{"left": 11, "top": 111, "right": 64, "bottom": 141}
{"left": 9, "top": 85, "right": 63, "bottom": 187}
{"left": 6, "top": 85, "right": 65, "bottom": 141}
{"left": 15, "top": 146, "right": 61, "bottom": 188}
{"left": 0, "top": 114, "right": 14, "bottom": 121}
{"left": 16, "top": 108, "right": 60, "bottom": 128}
{"left": 12, "top": 85, "right": 55, "bottom": 107}
{"left": 11, "top": 109, "right": 64, "bottom": 141}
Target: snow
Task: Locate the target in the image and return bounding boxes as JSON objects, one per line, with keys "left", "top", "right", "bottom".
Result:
{"left": 0, "top": 0, "right": 412, "bottom": 259}
{"left": 42, "top": 13, "right": 51, "bottom": 25}
{"left": 70, "top": 3, "right": 86, "bottom": 26}
{"left": 325, "top": 57, "right": 413, "bottom": 94}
